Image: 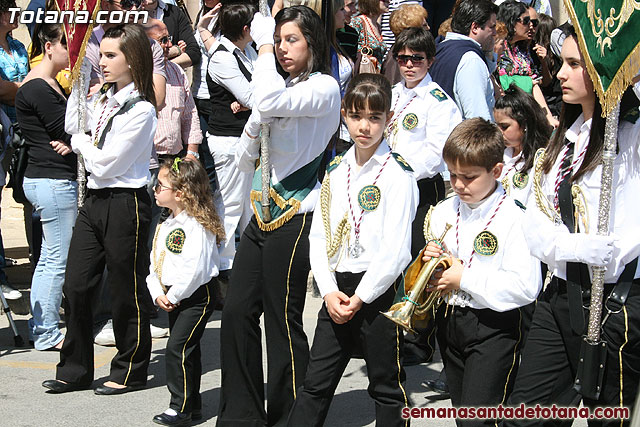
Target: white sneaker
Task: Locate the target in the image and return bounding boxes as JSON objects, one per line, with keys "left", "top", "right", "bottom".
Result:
{"left": 94, "top": 320, "right": 116, "bottom": 346}
{"left": 1, "top": 279, "right": 22, "bottom": 300}
{"left": 150, "top": 324, "right": 169, "bottom": 339}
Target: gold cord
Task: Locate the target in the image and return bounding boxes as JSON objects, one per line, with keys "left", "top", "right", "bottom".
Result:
{"left": 320, "top": 173, "right": 351, "bottom": 261}
{"left": 571, "top": 184, "right": 589, "bottom": 233}
{"left": 533, "top": 148, "right": 561, "bottom": 222}
{"left": 151, "top": 226, "right": 168, "bottom": 293}
{"left": 501, "top": 174, "right": 511, "bottom": 196}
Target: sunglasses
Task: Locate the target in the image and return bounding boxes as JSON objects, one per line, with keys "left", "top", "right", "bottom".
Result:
{"left": 154, "top": 182, "right": 173, "bottom": 193}
{"left": 158, "top": 35, "right": 171, "bottom": 44}
{"left": 394, "top": 54, "right": 426, "bottom": 65}
{"left": 109, "top": 0, "right": 142, "bottom": 10}
{"left": 516, "top": 16, "right": 538, "bottom": 27}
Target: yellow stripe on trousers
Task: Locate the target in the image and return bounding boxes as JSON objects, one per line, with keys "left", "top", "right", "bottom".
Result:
{"left": 285, "top": 213, "right": 307, "bottom": 400}
{"left": 181, "top": 285, "right": 211, "bottom": 412}
{"left": 124, "top": 193, "right": 142, "bottom": 386}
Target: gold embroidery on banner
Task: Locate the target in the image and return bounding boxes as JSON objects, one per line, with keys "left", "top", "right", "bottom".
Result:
{"left": 581, "top": 0, "right": 640, "bottom": 56}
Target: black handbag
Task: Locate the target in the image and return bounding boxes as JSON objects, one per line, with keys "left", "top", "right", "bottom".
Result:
{"left": 6, "top": 123, "right": 29, "bottom": 205}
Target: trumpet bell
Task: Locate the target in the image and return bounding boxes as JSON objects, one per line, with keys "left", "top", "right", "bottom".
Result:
{"left": 381, "top": 302, "right": 417, "bottom": 333}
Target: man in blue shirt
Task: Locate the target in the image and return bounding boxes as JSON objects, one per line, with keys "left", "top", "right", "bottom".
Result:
{"left": 429, "top": 0, "right": 498, "bottom": 121}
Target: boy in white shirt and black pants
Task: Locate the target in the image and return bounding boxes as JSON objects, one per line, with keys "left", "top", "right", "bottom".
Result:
{"left": 388, "top": 26, "right": 463, "bottom": 366}
{"left": 287, "top": 74, "right": 418, "bottom": 427}
{"left": 422, "top": 118, "right": 541, "bottom": 423}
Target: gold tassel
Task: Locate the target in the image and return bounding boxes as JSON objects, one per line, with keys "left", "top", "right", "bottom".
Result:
{"left": 564, "top": 1, "right": 640, "bottom": 117}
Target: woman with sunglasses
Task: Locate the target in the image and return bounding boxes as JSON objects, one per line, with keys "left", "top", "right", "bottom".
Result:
{"left": 217, "top": 6, "right": 341, "bottom": 427}
{"left": 42, "top": 24, "right": 157, "bottom": 395}
{"left": 389, "top": 27, "right": 461, "bottom": 260}
{"left": 496, "top": 0, "right": 555, "bottom": 126}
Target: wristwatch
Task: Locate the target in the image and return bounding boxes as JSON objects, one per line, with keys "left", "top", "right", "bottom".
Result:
{"left": 187, "top": 150, "right": 200, "bottom": 159}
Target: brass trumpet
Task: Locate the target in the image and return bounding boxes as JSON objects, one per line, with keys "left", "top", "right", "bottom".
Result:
{"left": 381, "top": 223, "right": 452, "bottom": 333}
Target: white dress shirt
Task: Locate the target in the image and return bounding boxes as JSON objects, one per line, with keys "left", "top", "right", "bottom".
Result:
{"left": 66, "top": 81, "right": 157, "bottom": 189}
{"left": 500, "top": 147, "right": 533, "bottom": 206}
{"left": 309, "top": 142, "right": 418, "bottom": 304}
{"left": 428, "top": 184, "right": 541, "bottom": 311}
{"left": 390, "top": 74, "right": 462, "bottom": 180}
{"left": 147, "top": 211, "right": 220, "bottom": 305}
{"left": 208, "top": 36, "right": 257, "bottom": 109}
{"left": 235, "top": 53, "right": 341, "bottom": 214}
{"left": 524, "top": 111, "right": 640, "bottom": 282}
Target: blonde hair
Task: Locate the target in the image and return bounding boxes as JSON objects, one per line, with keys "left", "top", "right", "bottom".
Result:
{"left": 161, "top": 159, "right": 225, "bottom": 243}
{"left": 438, "top": 17, "right": 452, "bottom": 37}
{"left": 390, "top": 4, "right": 428, "bottom": 37}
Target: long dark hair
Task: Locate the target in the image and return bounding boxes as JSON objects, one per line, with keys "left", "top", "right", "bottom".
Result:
{"left": 274, "top": 5, "right": 331, "bottom": 81}
{"left": 495, "top": 84, "right": 552, "bottom": 172}
{"left": 103, "top": 24, "right": 156, "bottom": 110}
{"left": 542, "top": 25, "right": 603, "bottom": 182}
{"left": 497, "top": 0, "right": 528, "bottom": 42}
{"left": 30, "top": 23, "right": 66, "bottom": 61}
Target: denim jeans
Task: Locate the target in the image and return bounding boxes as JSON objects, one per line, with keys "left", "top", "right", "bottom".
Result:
{"left": 23, "top": 177, "right": 78, "bottom": 350}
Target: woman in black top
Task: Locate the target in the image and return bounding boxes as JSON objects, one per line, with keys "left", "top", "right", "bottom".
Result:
{"left": 15, "top": 23, "right": 76, "bottom": 351}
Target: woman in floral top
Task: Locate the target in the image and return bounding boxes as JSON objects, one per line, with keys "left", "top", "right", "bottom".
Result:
{"left": 496, "top": 0, "right": 550, "bottom": 86}
{"left": 0, "top": 0, "right": 29, "bottom": 123}
{"left": 350, "top": 0, "right": 388, "bottom": 72}
{"left": 496, "top": 0, "right": 556, "bottom": 127}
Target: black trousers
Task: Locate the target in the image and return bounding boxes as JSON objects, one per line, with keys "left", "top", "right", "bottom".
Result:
{"left": 166, "top": 279, "right": 215, "bottom": 414}
{"left": 436, "top": 304, "right": 525, "bottom": 426}
{"left": 217, "top": 214, "right": 311, "bottom": 427}
{"left": 57, "top": 187, "right": 153, "bottom": 386}
{"left": 287, "top": 272, "right": 410, "bottom": 427}
{"left": 405, "top": 175, "right": 445, "bottom": 360}
{"left": 504, "top": 278, "right": 640, "bottom": 427}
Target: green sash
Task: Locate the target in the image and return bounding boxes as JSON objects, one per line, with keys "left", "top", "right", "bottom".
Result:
{"left": 250, "top": 153, "right": 323, "bottom": 231}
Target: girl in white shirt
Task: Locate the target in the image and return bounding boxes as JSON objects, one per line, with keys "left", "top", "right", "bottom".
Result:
{"left": 505, "top": 26, "right": 640, "bottom": 424}
{"left": 147, "top": 158, "right": 224, "bottom": 426}
{"left": 44, "top": 24, "right": 157, "bottom": 395}
{"left": 217, "top": 6, "right": 341, "bottom": 427}
{"left": 494, "top": 83, "right": 552, "bottom": 206}
{"left": 289, "top": 73, "right": 417, "bottom": 427}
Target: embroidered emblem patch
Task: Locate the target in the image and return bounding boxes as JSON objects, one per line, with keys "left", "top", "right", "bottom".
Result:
{"left": 166, "top": 228, "right": 186, "bottom": 254}
{"left": 358, "top": 185, "right": 381, "bottom": 211}
{"left": 430, "top": 88, "right": 448, "bottom": 102}
{"left": 512, "top": 172, "right": 529, "bottom": 189}
{"left": 473, "top": 231, "right": 498, "bottom": 256}
{"left": 402, "top": 113, "right": 419, "bottom": 130}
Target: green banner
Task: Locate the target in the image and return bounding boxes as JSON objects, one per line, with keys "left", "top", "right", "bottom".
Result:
{"left": 564, "top": 0, "right": 640, "bottom": 115}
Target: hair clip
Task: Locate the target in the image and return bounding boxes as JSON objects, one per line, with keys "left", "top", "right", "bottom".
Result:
{"left": 172, "top": 157, "right": 182, "bottom": 174}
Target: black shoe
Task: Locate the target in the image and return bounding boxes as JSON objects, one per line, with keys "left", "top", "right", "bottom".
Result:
{"left": 402, "top": 344, "right": 432, "bottom": 366}
{"left": 153, "top": 411, "right": 192, "bottom": 426}
{"left": 42, "top": 379, "right": 90, "bottom": 394}
{"left": 403, "top": 352, "right": 431, "bottom": 366}
{"left": 94, "top": 383, "right": 145, "bottom": 395}
{"left": 423, "top": 379, "right": 450, "bottom": 395}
